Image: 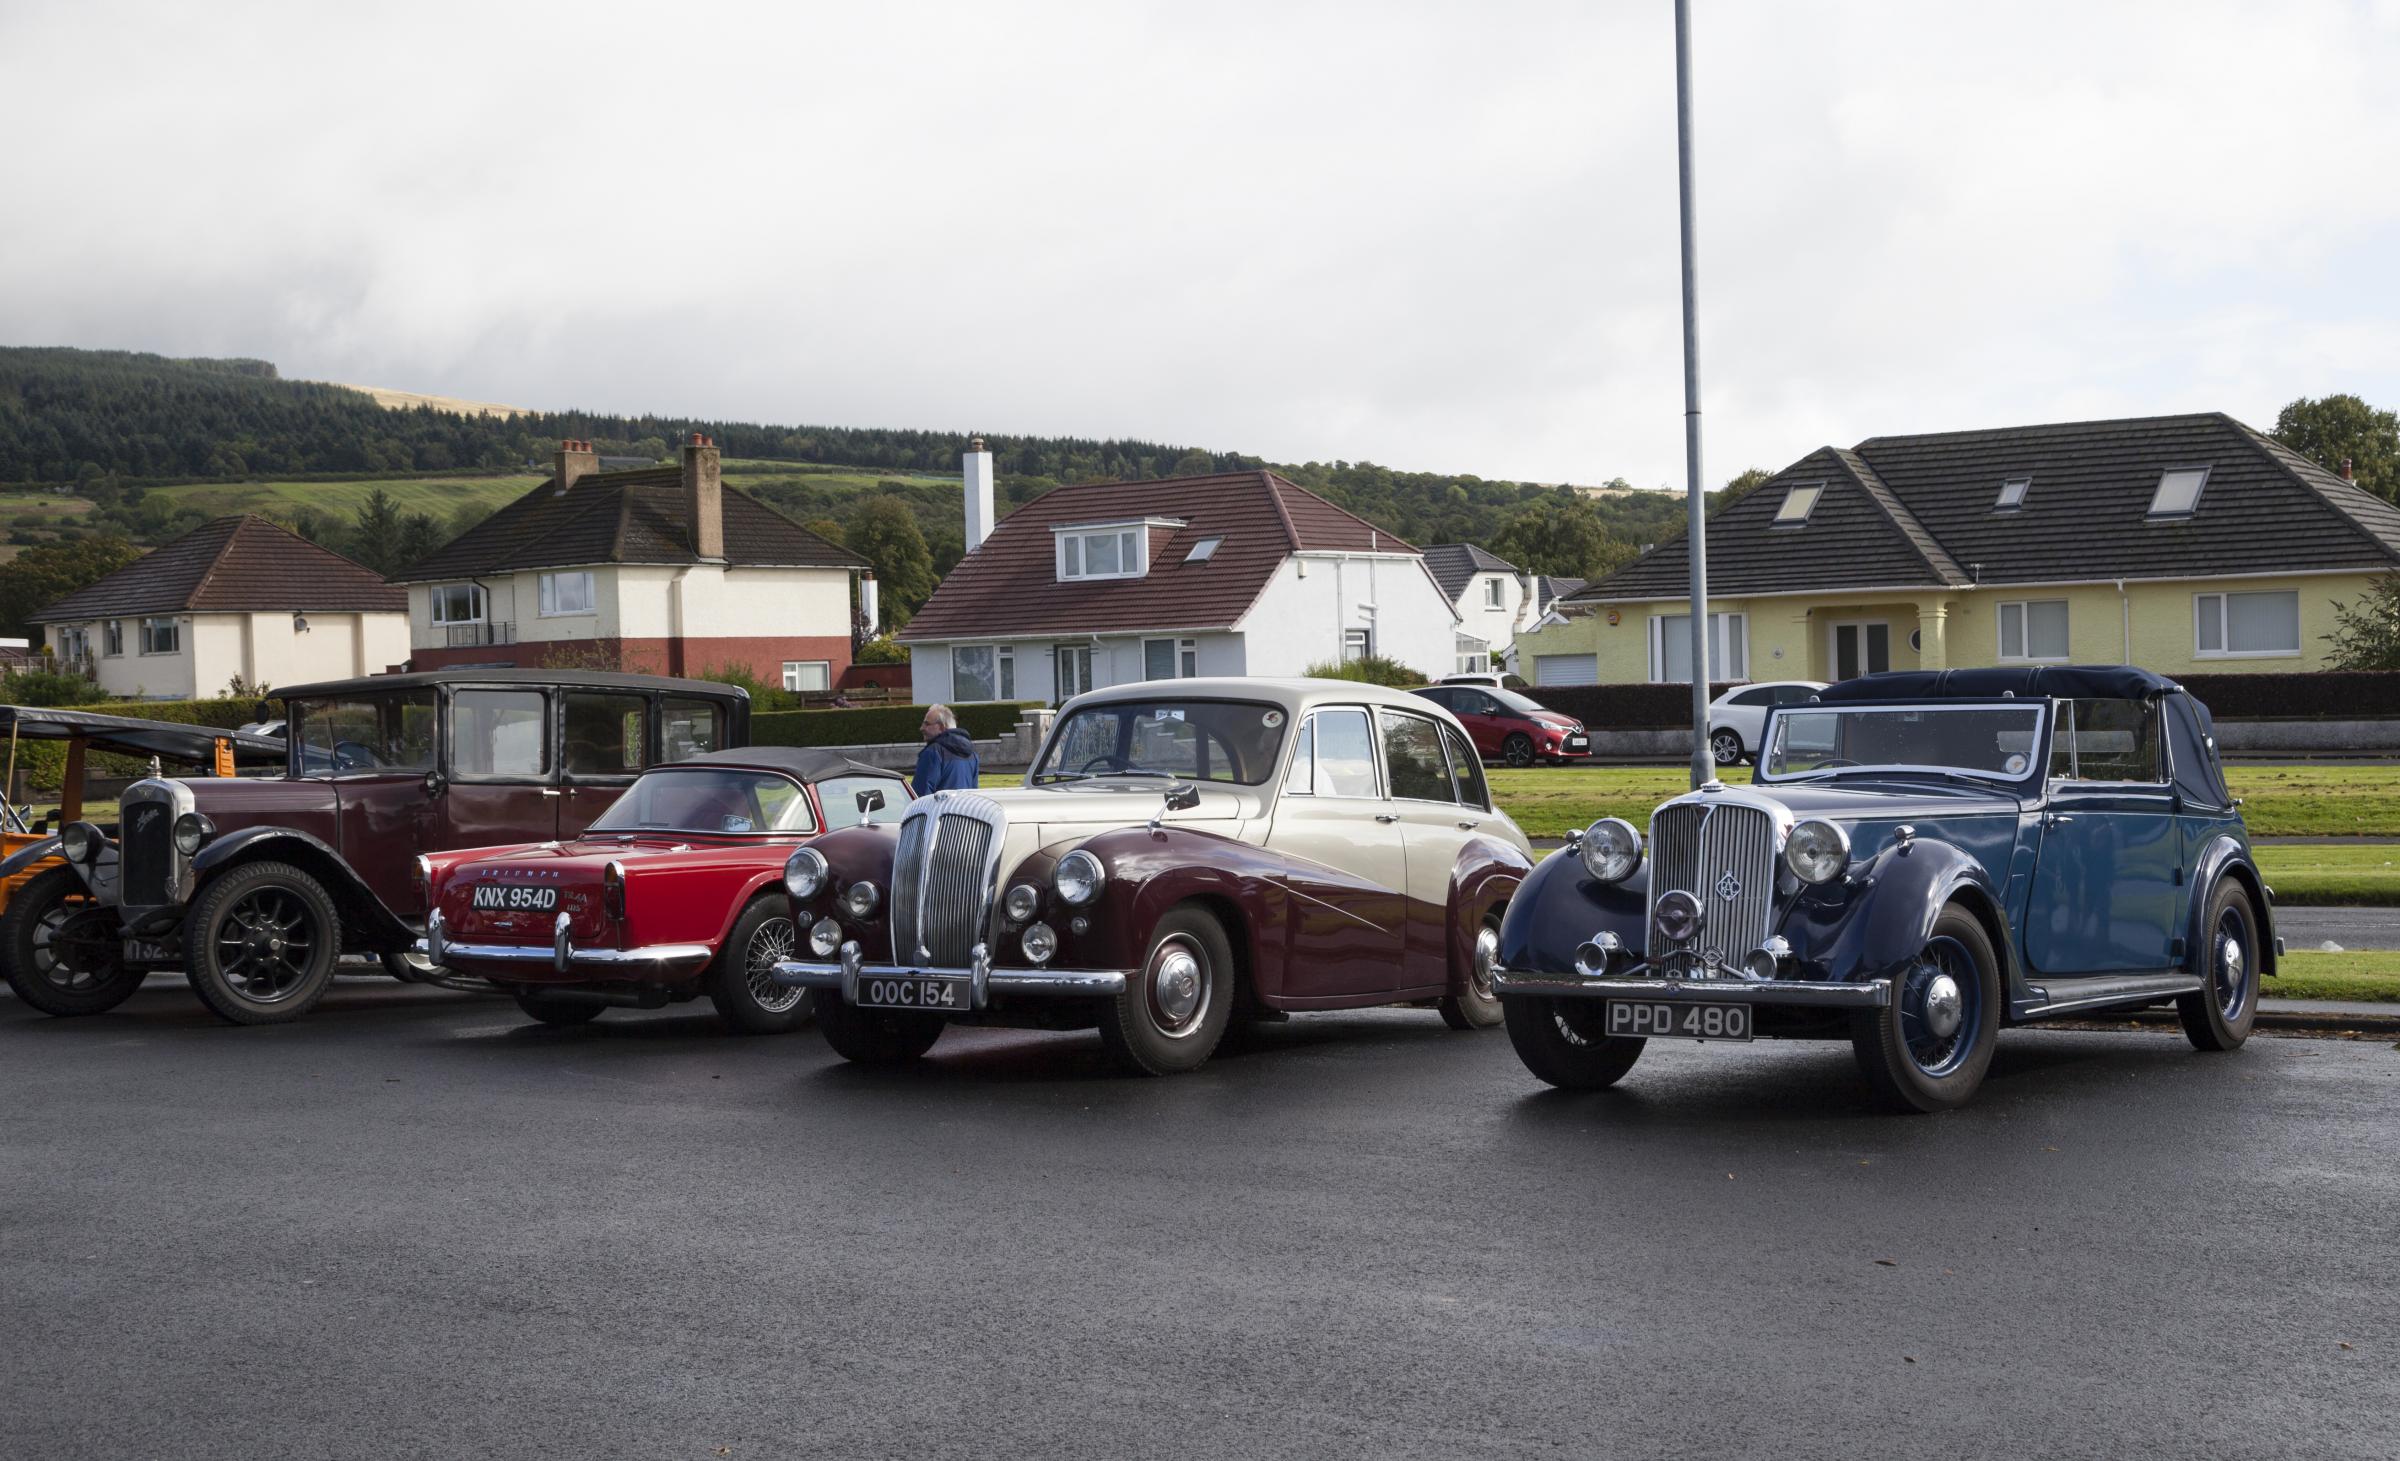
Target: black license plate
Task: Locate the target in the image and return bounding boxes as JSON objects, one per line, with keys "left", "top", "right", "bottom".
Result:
{"left": 471, "top": 884, "right": 559, "bottom": 912}
{"left": 1607, "top": 1000, "right": 1751, "bottom": 1041}
{"left": 856, "top": 975, "right": 968, "bottom": 1011}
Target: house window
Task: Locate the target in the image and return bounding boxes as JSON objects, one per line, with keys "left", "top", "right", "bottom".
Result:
{"left": 782, "top": 661, "right": 831, "bottom": 693}
{"left": 1057, "top": 526, "right": 1144, "bottom": 581}
{"left": 1649, "top": 612, "right": 1746, "bottom": 682}
{"left": 1456, "top": 634, "right": 1491, "bottom": 675}
{"left": 55, "top": 626, "right": 88, "bottom": 661}
{"left": 1772, "top": 484, "right": 1823, "bottom": 526}
{"left": 1997, "top": 599, "right": 2070, "bottom": 661}
{"left": 2148, "top": 467, "right": 2211, "bottom": 518}
{"left": 430, "top": 583, "right": 485, "bottom": 625}
{"left": 952, "top": 644, "right": 1016, "bottom": 701}
{"left": 1184, "top": 535, "right": 1224, "bottom": 563}
{"left": 1995, "top": 477, "right": 2030, "bottom": 511}
{"left": 1484, "top": 577, "right": 1505, "bottom": 608}
{"left": 139, "top": 617, "right": 179, "bottom": 655}
{"left": 103, "top": 620, "right": 124, "bottom": 657}
{"left": 1143, "top": 638, "right": 1199, "bottom": 679}
{"left": 1342, "top": 627, "right": 1373, "bottom": 662}
{"left": 538, "top": 571, "right": 595, "bottom": 617}
{"left": 2195, "top": 590, "right": 2300, "bottom": 658}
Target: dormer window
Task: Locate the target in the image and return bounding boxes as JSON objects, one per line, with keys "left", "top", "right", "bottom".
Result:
{"left": 1058, "top": 525, "right": 1144, "bottom": 581}
{"left": 1995, "top": 476, "right": 2030, "bottom": 511}
{"left": 1772, "top": 483, "right": 1823, "bottom": 526}
{"left": 2147, "top": 467, "right": 2210, "bottom": 519}
{"left": 1185, "top": 535, "right": 1224, "bottom": 563}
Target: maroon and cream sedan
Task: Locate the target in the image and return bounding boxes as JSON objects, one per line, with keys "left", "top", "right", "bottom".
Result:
{"left": 419, "top": 749, "right": 908, "bottom": 1031}
{"left": 775, "top": 679, "right": 1535, "bottom": 1075}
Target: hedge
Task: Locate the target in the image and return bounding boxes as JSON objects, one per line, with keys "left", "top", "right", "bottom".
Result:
{"left": 2172, "top": 671, "right": 2400, "bottom": 721}
{"left": 1523, "top": 683, "right": 1744, "bottom": 730}
{"left": 750, "top": 702, "right": 1039, "bottom": 749}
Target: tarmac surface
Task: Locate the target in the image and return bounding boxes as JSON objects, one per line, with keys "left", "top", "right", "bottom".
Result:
{"left": 2273, "top": 905, "right": 2400, "bottom": 951}
{"left": 5, "top": 977, "right": 2397, "bottom": 1460}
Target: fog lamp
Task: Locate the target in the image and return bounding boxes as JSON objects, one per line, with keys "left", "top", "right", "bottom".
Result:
{"left": 842, "top": 881, "right": 880, "bottom": 919}
{"left": 808, "top": 917, "right": 842, "bottom": 957}
{"left": 1572, "top": 930, "right": 1622, "bottom": 978}
{"left": 1654, "top": 889, "right": 1704, "bottom": 945}
{"left": 1004, "top": 883, "right": 1042, "bottom": 923}
{"left": 1021, "top": 921, "right": 1058, "bottom": 965}
{"left": 1743, "top": 936, "right": 1792, "bottom": 980}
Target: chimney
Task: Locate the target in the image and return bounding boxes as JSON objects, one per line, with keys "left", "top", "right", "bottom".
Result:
{"left": 963, "top": 436, "right": 995, "bottom": 551}
{"left": 2342, "top": 458, "right": 2357, "bottom": 482}
{"left": 553, "top": 438, "right": 598, "bottom": 496}
{"left": 857, "top": 572, "right": 881, "bottom": 636}
{"left": 681, "top": 432, "right": 723, "bottom": 559}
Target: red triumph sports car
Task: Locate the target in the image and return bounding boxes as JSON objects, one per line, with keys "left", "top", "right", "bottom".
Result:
{"left": 417, "top": 748, "right": 909, "bottom": 1031}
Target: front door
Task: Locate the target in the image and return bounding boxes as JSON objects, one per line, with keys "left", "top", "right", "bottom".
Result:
{"left": 558, "top": 688, "right": 648, "bottom": 837}
{"left": 432, "top": 686, "right": 561, "bottom": 850}
{"left": 1830, "top": 621, "right": 1890, "bottom": 681}
{"left": 1376, "top": 708, "right": 1488, "bottom": 989}
{"left": 1054, "top": 645, "right": 1092, "bottom": 705}
{"left": 294, "top": 687, "right": 441, "bottom": 915}
{"left": 1263, "top": 706, "right": 1409, "bottom": 998}
{"left": 2023, "top": 698, "right": 2181, "bottom": 974}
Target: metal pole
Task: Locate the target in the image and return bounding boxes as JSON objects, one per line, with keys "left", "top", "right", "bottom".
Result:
{"left": 1674, "top": 0, "right": 1712, "bottom": 789}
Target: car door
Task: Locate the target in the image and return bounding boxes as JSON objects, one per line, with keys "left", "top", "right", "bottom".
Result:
{"left": 1377, "top": 707, "right": 1481, "bottom": 986}
{"left": 1454, "top": 690, "right": 1509, "bottom": 756}
{"left": 2024, "top": 698, "right": 2181, "bottom": 974}
{"left": 432, "top": 685, "right": 561, "bottom": 850}
{"left": 1261, "top": 705, "right": 1410, "bottom": 998}
{"left": 305, "top": 688, "right": 440, "bottom": 915}
{"left": 558, "top": 688, "right": 649, "bottom": 836}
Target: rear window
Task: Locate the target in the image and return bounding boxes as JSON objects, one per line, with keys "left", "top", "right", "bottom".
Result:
{"left": 590, "top": 768, "right": 815, "bottom": 834}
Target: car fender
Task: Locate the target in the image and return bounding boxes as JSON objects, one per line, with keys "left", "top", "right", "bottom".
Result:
{"left": 2189, "top": 833, "right": 2277, "bottom": 977}
{"left": 191, "top": 827, "right": 415, "bottom": 948}
{"left": 1039, "top": 826, "right": 1292, "bottom": 996}
{"left": 0, "top": 835, "right": 62, "bottom": 880}
{"left": 1782, "top": 836, "right": 2017, "bottom": 991}
{"left": 1444, "top": 833, "right": 1533, "bottom": 996}
{"left": 1497, "top": 844, "right": 1650, "bottom": 977}
{"left": 702, "top": 867, "right": 795, "bottom": 952}
{"left": 797, "top": 823, "right": 900, "bottom": 959}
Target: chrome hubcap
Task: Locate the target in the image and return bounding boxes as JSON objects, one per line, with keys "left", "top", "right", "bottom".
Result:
{"left": 1921, "top": 973, "right": 1963, "bottom": 1039}
{"left": 2216, "top": 910, "right": 2250, "bottom": 1021}
{"left": 1471, "top": 926, "right": 1501, "bottom": 1000}
{"left": 745, "top": 918, "right": 802, "bottom": 1012}
{"left": 1147, "top": 938, "right": 1209, "bottom": 1038}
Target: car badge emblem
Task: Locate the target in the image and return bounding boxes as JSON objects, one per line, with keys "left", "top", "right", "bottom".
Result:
{"left": 1715, "top": 870, "right": 1742, "bottom": 901}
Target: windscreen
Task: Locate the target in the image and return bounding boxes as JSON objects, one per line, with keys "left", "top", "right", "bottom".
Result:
{"left": 1489, "top": 688, "right": 1551, "bottom": 717}
{"left": 1762, "top": 704, "right": 2045, "bottom": 782}
{"left": 587, "top": 769, "right": 816, "bottom": 834}
{"left": 1032, "top": 700, "right": 1290, "bottom": 786}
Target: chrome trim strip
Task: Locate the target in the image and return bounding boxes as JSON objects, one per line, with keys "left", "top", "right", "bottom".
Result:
{"left": 1492, "top": 966, "right": 1891, "bottom": 1008}
{"left": 771, "top": 957, "right": 1128, "bottom": 1004}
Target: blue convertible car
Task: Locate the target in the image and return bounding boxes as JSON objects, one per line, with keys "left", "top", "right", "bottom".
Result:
{"left": 1492, "top": 666, "right": 2280, "bottom": 1112}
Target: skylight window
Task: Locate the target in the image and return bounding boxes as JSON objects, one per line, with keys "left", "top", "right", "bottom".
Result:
{"left": 2148, "top": 467, "right": 2210, "bottom": 518}
{"left": 1995, "top": 476, "right": 2030, "bottom": 511}
{"left": 1772, "top": 483, "right": 1823, "bottom": 526}
{"left": 1185, "top": 534, "right": 1224, "bottom": 563}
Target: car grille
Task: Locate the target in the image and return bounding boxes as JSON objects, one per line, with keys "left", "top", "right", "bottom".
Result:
{"left": 120, "top": 795, "right": 177, "bottom": 908}
{"left": 887, "top": 794, "right": 1004, "bottom": 967}
{"left": 1649, "top": 799, "right": 1776, "bottom": 973}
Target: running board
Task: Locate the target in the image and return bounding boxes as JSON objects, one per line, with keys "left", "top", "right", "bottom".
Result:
{"left": 2014, "top": 973, "right": 2205, "bottom": 1021}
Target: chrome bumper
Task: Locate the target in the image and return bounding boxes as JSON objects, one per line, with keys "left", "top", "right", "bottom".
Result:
{"left": 771, "top": 939, "right": 1128, "bottom": 1011}
{"left": 419, "top": 908, "right": 713, "bottom": 978}
{"left": 1493, "top": 966, "right": 1892, "bottom": 1009}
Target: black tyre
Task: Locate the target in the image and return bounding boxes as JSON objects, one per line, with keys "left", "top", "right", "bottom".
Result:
{"left": 1850, "top": 905, "right": 2001, "bottom": 1113}
{"left": 707, "top": 897, "right": 813, "bottom": 1034}
{"left": 1502, "top": 733, "right": 1536, "bottom": 768}
{"left": 512, "top": 991, "right": 606, "bottom": 1027}
{"left": 1710, "top": 728, "right": 1745, "bottom": 766}
{"left": 380, "top": 948, "right": 435, "bottom": 982}
{"left": 181, "top": 860, "right": 342, "bottom": 1026}
{"left": 2177, "top": 881, "right": 2259, "bottom": 1052}
{"left": 1096, "top": 904, "right": 1237, "bottom": 1075}
{"left": 2, "top": 863, "right": 144, "bottom": 1017}
{"left": 1502, "top": 995, "right": 1645, "bottom": 1088}
{"left": 1438, "top": 918, "right": 1505, "bottom": 1031}
{"left": 818, "top": 996, "right": 945, "bottom": 1065}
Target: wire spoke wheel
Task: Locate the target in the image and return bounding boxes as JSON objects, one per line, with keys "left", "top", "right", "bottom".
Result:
{"left": 743, "top": 916, "right": 802, "bottom": 1013}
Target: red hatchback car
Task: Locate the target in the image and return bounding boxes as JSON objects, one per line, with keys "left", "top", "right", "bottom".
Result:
{"left": 1411, "top": 685, "right": 1591, "bottom": 767}
{"left": 418, "top": 749, "right": 908, "bottom": 1031}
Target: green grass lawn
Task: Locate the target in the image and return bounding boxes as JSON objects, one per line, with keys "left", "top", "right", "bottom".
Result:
{"left": 156, "top": 474, "right": 544, "bottom": 519}
{"left": 2261, "top": 950, "right": 2400, "bottom": 1003}
{"left": 2250, "top": 844, "right": 2400, "bottom": 905}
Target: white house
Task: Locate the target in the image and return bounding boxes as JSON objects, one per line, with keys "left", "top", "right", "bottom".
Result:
{"left": 901, "top": 448, "right": 1459, "bottom": 704}
{"left": 1421, "top": 543, "right": 1584, "bottom": 676}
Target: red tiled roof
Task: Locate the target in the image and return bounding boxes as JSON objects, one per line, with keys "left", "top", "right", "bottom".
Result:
{"left": 35, "top": 515, "right": 407, "bottom": 621}
{"left": 898, "top": 470, "right": 1415, "bottom": 642}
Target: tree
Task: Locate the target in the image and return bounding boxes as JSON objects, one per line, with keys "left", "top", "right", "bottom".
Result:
{"left": 2322, "top": 574, "right": 2400, "bottom": 670}
{"left": 1489, "top": 491, "right": 1638, "bottom": 580}
{"left": 1717, "top": 467, "right": 1774, "bottom": 503}
{"left": 844, "top": 496, "right": 939, "bottom": 628}
{"left": 347, "top": 488, "right": 407, "bottom": 572}
{"left": 0, "top": 534, "right": 144, "bottom": 638}
{"left": 2275, "top": 394, "right": 2399, "bottom": 502}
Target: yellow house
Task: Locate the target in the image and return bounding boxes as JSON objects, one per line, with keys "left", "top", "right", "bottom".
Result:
{"left": 1517, "top": 413, "right": 2399, "bottom": 686}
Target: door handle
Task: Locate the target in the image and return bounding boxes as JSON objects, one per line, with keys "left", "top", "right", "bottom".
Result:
{"left": 1374, "top": 813, "right": 1399, "bottom": 824}
{"left": 2041, "top": 812, "right": 2073, "bottom": 828}
{"left": 1456, "top": 820, "right": 1477, "bottom": 831}
{"left": 540, "top": 788, "right": 562, "bottom": 797}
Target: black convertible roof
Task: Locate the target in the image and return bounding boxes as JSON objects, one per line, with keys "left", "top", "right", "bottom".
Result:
{"left": 0, "top": 705, "right": 287, "bottom": 766}
{"left": 670, "top": 747, "right": 904, "bottom": 782}
{"left": 273, "top": 668, "right": 750, "bottom": 701}
{"left": 1813, "top": 665, "right": 2181, "bottom": 703}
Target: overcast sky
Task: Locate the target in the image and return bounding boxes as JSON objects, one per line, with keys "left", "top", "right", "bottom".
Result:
{"left": 5, "top": 1, "right": 2397, "bottom": 488}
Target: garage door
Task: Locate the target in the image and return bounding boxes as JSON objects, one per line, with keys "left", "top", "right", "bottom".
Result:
{"left": 1532, "top": 653, "right": 1599, "bottom": 687}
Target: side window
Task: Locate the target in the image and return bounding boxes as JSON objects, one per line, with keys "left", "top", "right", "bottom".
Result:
{"left": 1282, "top": 717, "right": 1317, "bottom": 794}
{"left": 1774, "top": 685, "right": 1818, "bottom": 705}
{"left": 451, "top": 690, "right": 549, "bottom": 778}
{"left": 294, "top": 692, "right": 436, "bottom": 775}
{"left": 751, "top": 778, "right": 816, "bottom": 833}
{"left": 1309, "top": 708, "right": 1379, "bottom": 798}
{"left": 816, "top": 775, "right": 900, "bottom": 831}
{"left": 1733, "top": 688, "right": 1775, "bottom": 708}
{"left": 561, "top": 691, "right": 648, "bottom": 779}
{"left": 1380, "top": 710, "right": 1455, "bottom": 803}
{"left": 2050, "top": 699, "right": 2163, "bottom": 784}
{"left": 1441, "top": 722, "right": 1490, "bottom": 810}
{"left": 660, "top": 698, "right": 725, "bottom": 762}
{"left": 1414, "top": 689, "right": 1452, "bottom": 712}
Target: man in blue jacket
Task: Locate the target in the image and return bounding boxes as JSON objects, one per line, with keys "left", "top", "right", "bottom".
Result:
{"left": 912, "top": 704, "right": 980, "bottom": 795}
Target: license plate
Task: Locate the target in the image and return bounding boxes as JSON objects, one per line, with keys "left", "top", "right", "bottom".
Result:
{"left": 125, "top": 939, "right": 176, "bottom": 965}
{"left": 471, "top": 884, "right": 559, "bottom": 912}
{"left": 856, "top": 975, "right": 968, "bottom": 1011}
{"left": 1607, "top": 1000, "right": 1752, "bottom": 1041}
{"left": 1564, "top": 736, "right": 1589, "bottom": 751}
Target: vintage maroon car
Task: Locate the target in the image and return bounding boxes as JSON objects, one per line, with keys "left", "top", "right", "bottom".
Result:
{"left": 774, "top": 678, "right": 1535, "bottom": 1075}
{"left": 419, "top": 749, "right": 908, "bottom": 1031}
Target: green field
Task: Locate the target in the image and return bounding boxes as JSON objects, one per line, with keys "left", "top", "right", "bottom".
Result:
{"left": 154, "top": 474, "right": 545, "bottom": 520}
{"left": 2261, "top": 951, "right": 2400, "bottom": 1003}
{"left": 2250, "top": 845, "right": 2400, "bottom": 905}
{"left": 0, "top": 491, "right": 95, "bottom": 518}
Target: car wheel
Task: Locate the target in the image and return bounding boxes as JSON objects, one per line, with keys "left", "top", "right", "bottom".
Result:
{"left": 1502, "top": 733, "right": 1536, "bottom": 768}
{"left": 1, "top": 863, "right": 144, "bottom": 1017}
{"left": 1710, "top": 728, "right": 1745, "bottom": 766}
{"left": 2177, "top": 881, "right": 2259, "bottom": 1052}
{"left": 817, "top": 997, "right": 945, "bottom": 1065}
{"left": 181, "top": 860, "right": 342, "bottom": 1026}
{"left": 707, "top": 897, "right": 814, "bottom": 1034}
{"left": 1850, "top": 905, "right": 2001, "bottom": 1113}
{"left": 380, "top": 948, "right": 436, "bottom": 983}
{"left": 512, "top": 991, "right": 606, "bottom": 1027}
{"left": 1097, "top": 904, "right": 1236, "bottom": 1075}
{"left": 1438, "top": 919, "right": 1506, "bottom": 1030}
{"left": 1501, "top": 995, "right": 1644, "bottom": 1088}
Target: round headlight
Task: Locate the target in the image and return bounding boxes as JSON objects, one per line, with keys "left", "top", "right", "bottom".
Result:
{"left": 1021, "top": 921, "right": 1058, "bottom": 964}
{"left": 784, "top": 847, "right": 828, "bottom": 902}
{"left": 841, "top": 881, "right": 879, "bottom": 919}
{"left": 173, "top": 812, "right": 214, "bottom": 857}
{"left": 1004, "top": 883, "right": 1042, "bottom": 923}
{"left": 1577, "top": 818, "right": 1643, "bottom": 884}
{"left": 60, "top": 823, "right": 95, "bottom": 864}
{"left": 1784, "top": 819, "right": 1852, "bottom": 885}
{"left": 808, "top": 917, "right": 842, "bottom": 957}
{"left": 1054, "top": 850, "right": 1106, "bottom": 907}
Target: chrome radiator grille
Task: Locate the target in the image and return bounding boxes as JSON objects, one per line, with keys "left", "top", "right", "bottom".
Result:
{"left": 118, "top": 794, "right": 176, "bottom": 908}
{"left": 888, "top": 794, "right": 1004, "bottom": 967}
{"left": 1649, "top": 799, "right": 1777, "bottom": 971}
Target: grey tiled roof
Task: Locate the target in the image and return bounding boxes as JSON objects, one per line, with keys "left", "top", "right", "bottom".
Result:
{"left": 1423, "top": 542, "right": 1518, "bottom": 601}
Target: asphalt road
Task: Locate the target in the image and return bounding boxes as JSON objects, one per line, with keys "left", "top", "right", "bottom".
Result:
{"left": 2274, "top": 905, "right": 2400, "bottom": 951}
{"left": 6, "top": 978, "right": 2397, "bottom": 1461}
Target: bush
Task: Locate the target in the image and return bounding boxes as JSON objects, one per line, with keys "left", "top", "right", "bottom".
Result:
{"left": 2174, "top": 671, "right": 2400, "bottom": 721}
{"left": 3, "top": 666, "right": 102, "bottom": 708}
{"left": 1300, "top": 654, "right": 1431, "bottom": 689}
{"left": 750, "top": 702, "right": 1035, "bottom": 749}
{"left": 854, "top": 636, "right": 908, "bottom": 666}
{"left": 1524, "top": 682, "right": 1742, "bottom": 730}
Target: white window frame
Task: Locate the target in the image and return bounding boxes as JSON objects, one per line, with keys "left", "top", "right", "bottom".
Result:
{"left": 782, "top": 660, "right": 831, "bottom": 693}
{"left": 102, "top": 619, "right": 124, "bottom": 657}
{"left": 138, "top": 616, "right": 180, "bottom": 656}
{"left": 1142, "top": 637, "right": 1198, "bottom": 681}
{"left": 1995, "top": 476, "right": 2030, "bottom": 511}
{"left": 2194, "top": 590, "right": 2301, "bottom": 660}
{"left": 1184, "top": 535, "right": 1223, "bottom": 563}
{"left": 1772, "top": 483, "right": 1824, "bottom": 527}
{"left": 1341, "top": 627, "right": 1373, "bottom": 663}
{"left": 1996, "top": 598, "right": 2070, "bottom": 663}
{"left": 1648, "top": 612, "right": 1747, "bottom": 683}
{"left": 538, "top": 571, "right": 596, "bottom": 617}
{"left": 950, "top": 644, "right": 1017, "bottom": 701}
{"left": 2148, "top": 466, "right": 2212, "bottom": 519}
{"left": 430, "top": 582, "right": 485, "bottom": 626}
{"left": 1055, "top": 524, "right": 1147, "bottom": 582}
{"left": 1483, "top": 577, "right": 1505, "bottom": 608}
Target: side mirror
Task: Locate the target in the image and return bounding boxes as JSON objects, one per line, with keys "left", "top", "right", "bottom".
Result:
{"left": 855, "top": 787, "right": 886, "bottom": 825}
{"left": 1163, "top": 783, "right": 1201, "bottom": 812}
{"left": 422, "top": 770, "right": 447, "bottom": 799}
{"left": 252, "top": 699, "right": 271, "bottom": 722}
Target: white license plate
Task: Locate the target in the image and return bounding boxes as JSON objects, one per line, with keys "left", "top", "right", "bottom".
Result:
{"left": 471, "top": 884, "right": 559, "bottom": 912}
{"left": 1607, "top": 1000, "right": 1752, "bottom": 1041}
{"left": 1564, "top": 736, "right": 1589, "bottom": 751}
{"left": 856, "top": 975, "right": 967, "bottom": 1011}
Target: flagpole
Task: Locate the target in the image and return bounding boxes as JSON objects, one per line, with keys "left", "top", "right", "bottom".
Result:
{"left": 1674, "top": 0, "right": 1713, "bottom": 789}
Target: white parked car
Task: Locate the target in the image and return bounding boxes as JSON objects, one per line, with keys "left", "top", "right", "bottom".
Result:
{"left": 1707, "top": 681, "right": 1829, "bottom": 766}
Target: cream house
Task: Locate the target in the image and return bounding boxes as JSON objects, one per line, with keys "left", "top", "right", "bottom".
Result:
{"left": 35, "top": 515, "right": 408, "bottom": 699}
